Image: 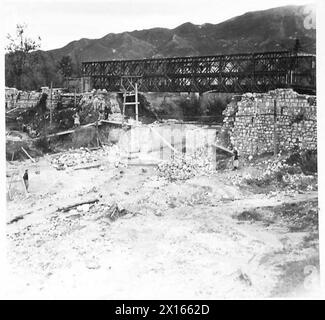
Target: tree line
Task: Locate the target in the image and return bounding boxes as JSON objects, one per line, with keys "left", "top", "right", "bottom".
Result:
{"left": 5, "top": 24, "right": 78, "bottom": 90}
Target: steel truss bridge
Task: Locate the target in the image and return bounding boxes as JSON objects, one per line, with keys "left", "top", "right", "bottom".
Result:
{"left": 82, "top": 50, "right": 316, "bottom": 94}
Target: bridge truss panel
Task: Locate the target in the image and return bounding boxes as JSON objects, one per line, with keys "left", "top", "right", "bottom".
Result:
{"left": 82, "top": 51, "right": 316, "bottom": 94}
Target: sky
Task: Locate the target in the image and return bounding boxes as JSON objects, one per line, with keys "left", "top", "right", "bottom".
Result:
{"left": 2, "top": 0, "right": 314, "bottom": 51}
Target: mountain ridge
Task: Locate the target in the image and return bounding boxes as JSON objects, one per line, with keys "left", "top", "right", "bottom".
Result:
{"left": 5, "top": 3, "right": 316, "bottom": 89}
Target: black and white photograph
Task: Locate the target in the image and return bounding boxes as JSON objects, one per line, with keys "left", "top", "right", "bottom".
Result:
{"left": 0, "top": 0, "right": 323, "bottom": 300}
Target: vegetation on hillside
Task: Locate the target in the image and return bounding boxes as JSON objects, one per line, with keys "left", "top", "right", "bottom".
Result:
{"left": 5, "top": 4, "right": 316, "bottom": 90}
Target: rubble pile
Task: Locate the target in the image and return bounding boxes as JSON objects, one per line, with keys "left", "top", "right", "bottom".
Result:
{"left": 231, "top": 155, "right": 317, "bottom": 192}
{"left": 156, "top": 147, "right": 214, "bottom": 181}
{"left": 100, "top": 203, "right": 131, "bottom": 221}
{"left": 51, "top": 149, "right": 100, "bottom": 170}
{"left": 50, "top": 145, "right": 126, "bottom": 170}
{"left": 80, "top": 90, "right": 121, "bottom": 112}
{"left": 220, "top": 89, "right": 317, "bottom": 156}
{"left": 6, "top": 87, "right": 123, "bottom": 136}
{"left": 277, "top": 200, "right": 318, "bottom": 231}
{"left": 57, "top": 93, "right": 81, "bottom": 109}
{"left": 5, "top": 87, "right": 42, "bottom": 110}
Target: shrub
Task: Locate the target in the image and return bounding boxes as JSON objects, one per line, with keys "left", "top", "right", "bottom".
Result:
{"left": 34, "top": 136, "right": 51, "bottom": 153}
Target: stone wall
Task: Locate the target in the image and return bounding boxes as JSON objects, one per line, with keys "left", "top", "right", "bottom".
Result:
{"left": 5, "top": 87, "right": 42, "bottom": 110}
{"left": 219, "top": 89, "right": 317, "bottom": 156}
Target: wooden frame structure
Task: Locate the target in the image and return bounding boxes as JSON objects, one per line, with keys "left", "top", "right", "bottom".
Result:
{"left": 121, "top": 76, "right": 140, "bottom": 123}
{"left": 82, "top": 50, "right": 316, "bottom": 94}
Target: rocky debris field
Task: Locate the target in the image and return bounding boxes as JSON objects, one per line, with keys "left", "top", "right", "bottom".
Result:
{"left": 229, "top": 152, "right": 317, "bottom": 194}
{"left": 235, "top": 199, "right": 318, "bottom": 233}
{"left": 5, "top": 146, "right": 320, "bottom": 299}
{"left": 50, "top": 145, "right": 127, "bottom": 170}
{"left": 156, "top": 148, "right": 317, "bottom": 199}
{"left": 156, "top": 147, "right": 215, "bottom": 181}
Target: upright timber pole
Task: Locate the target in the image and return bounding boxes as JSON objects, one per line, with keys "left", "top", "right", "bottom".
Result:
{"left": 50, "top": 82, "right": 53, "bottom": 126}
{"left": 96, "top": 115, "right": 99, "bottom": 147}
{"left": 273, "top": 99, "right": 278, "bottom": 156}
{"left": 96, "top": 103, "right": 99, "bottom": 147}
{"left": 135, "top": 82, "right": 139, "bottom": 122}
{"left": 122, "top": 92, "right": 126, "bottom": 125}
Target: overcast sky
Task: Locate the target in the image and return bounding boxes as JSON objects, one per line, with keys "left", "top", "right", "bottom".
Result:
{"left": 3, "top": 0, "right": 314, "bottom": 51}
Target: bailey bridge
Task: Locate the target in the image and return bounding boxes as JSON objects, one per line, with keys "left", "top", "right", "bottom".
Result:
{"left": 81, "top": 50, "right": 316, "bottom": 94}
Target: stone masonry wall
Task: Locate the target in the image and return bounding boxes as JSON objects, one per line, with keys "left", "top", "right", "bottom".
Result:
{"left": 220, "top": 89, "right": 317, "bottom": 156}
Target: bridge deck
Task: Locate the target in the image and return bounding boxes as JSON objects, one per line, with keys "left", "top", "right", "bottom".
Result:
{"left": 82, "top": 51, "right": 316, "bottom": 94}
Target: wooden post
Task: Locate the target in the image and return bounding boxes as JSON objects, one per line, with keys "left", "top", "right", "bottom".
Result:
{"left": 170, "top": 124, "right": 175, "bottom": 158}
{"left": 96, "top": 109, "right": 99, "bottom": 147}
{"left": 74, "top": 88, "right": 76, "bottom": 108}
{"left": 122, "top": 92, "right": 126, "bottom": 125}
{"left": 50, "top": 82, "right": 53, "bottom": 126}
{"left": 135, "top": 82, "right": 139, "bottom": 122}
{"left": 181, "top": 124, "right": 186, "bottom": 154}
{"left": 273, "top": 99, "right": 278, "bottom": 156}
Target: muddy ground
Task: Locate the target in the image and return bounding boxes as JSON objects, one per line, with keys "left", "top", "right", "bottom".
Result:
{"left": 5, "top": 152, "right": 320, "bottom": 299}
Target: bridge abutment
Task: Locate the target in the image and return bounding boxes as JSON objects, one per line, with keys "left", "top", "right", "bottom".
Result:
{"left": 218, "top": 89, "right": 317, "bottom": 156}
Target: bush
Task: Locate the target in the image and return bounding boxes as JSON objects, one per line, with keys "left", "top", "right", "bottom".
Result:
{"left": 301, "top": 150, "right": 317, "bottom": 174}
{"left": 205, "top": 94, "right": 232, "bottom": 120}
{"left": 53, "top": 108, "right": 75, "bottom": 130}
{"left": 237, "top": 210, "right": 263, "bottom": 221}
{"left": 34, "top": 136, "right": 51, "bottom": 153}
{"left": 286, "top": 150, "right": 317, "bottom": 175}
{"left": 179, "top": 96, "right": 201, "bottom": 119}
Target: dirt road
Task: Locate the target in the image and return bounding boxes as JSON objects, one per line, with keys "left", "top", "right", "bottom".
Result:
{"left": 5, "top": 157, "right": 320, "bottom": 299}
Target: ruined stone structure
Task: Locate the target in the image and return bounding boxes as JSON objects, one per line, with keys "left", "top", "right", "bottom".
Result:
{"left": 220, "top": 89, "right": 317, "bottom": 156}
{"left": 5, "top": 88, "right": 42, "bottom": 110}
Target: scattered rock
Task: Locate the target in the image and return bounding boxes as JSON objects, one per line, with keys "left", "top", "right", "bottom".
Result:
{"left": 157, "top": 147, "right": 215, "bottom": 181}
{"left": 86, "top": 260, "right": 101, "bottom": 270}
{"left": 50, "top": 146, "right": 122, "bottom": 170}
{"left": 237, "top": 270, "right": 252, "bottom": 286}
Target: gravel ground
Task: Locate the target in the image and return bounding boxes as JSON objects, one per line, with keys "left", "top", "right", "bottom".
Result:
{"left": 5, "top": 153, "right": 320, "bottom": 299}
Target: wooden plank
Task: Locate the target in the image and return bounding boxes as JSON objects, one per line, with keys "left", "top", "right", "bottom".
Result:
{"left": 73, "top": 163, "right": 101, "bottom": 171}
{"left": 47, "top": 129, "right": 75, "bottom": 137}
{"left": 100, "top": 120, "right": 132, "bottom": 127}
{"left": 124, "top": 102, "right": 140, "bottom": 105}
{"left": 210, "top": 143, "right": 233, "bottom": 155}
{"left": 21, "top": 147, "right": 36, "bottom": 163}
{"left": 46, "top": 121, "right": 101, "bottom": 138}
{"left": 7, "top": 211, "right": 33, "bottom": 224}
{"left": 6, "top": 107, "right": 20, "bottom": 114}
{"left": 57, "top": 198, "right": 99, "bottom": 212}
